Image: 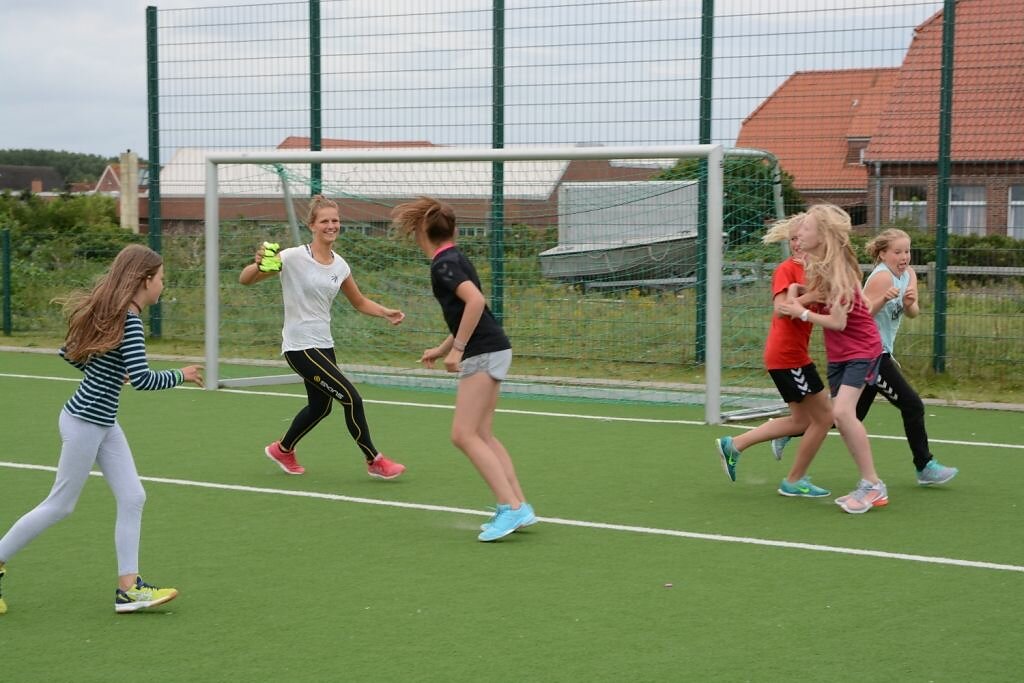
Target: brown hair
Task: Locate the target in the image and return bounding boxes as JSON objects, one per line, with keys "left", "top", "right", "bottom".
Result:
{"left": 391, "top": 196, "right": 456, "bottom": 242}
{"left": 306, "top": 194, "right": 339, "bottom": 225}
{"left": 865, "top": 228, "right": 911, "bottom": 262}
{"left": 59, "top": 244, "right": 163, "bottom": 362}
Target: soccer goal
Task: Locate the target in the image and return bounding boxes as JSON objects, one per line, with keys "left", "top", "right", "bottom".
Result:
{"left": 196, "top": 144, "right": 778, "bottom": 425}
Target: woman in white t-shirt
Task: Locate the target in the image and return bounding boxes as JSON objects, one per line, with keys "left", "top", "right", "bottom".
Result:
{"left": 239, "top": 195, "right": 407, "bottom": 480}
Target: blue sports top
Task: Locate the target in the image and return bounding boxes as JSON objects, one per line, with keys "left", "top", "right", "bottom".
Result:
{"left": 865, "top": 262, "right": 909, "bottom": 354}
{"left": 61, "top": 312, "right": 182, "bottom": 426}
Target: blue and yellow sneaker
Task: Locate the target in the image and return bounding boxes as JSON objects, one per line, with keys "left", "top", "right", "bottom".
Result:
{"left": 115, "top": 577, "right": 178, "bottom": 614}
{"left": 0, "top": 564, "right": 7, "bottom": 615}
{"left": 478, "top": 503, "right": 537, "bottom": 542}
{"left": 716, "top": 436, "right": 741, "bottom": 482}
{"left": 778, "top": 476, "right": 830, "bottom": 498}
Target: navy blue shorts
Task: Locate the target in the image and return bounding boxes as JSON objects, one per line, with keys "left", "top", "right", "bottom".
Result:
{"left": 827, "top": 356, "right": 883, "bottom": 396}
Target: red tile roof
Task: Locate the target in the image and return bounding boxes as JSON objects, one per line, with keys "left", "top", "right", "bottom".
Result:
{"left": 866, "top": 0, "right": 1024, "bottom": 162}
{"left": 736, "top": 68, "right": 898, "bottom": 190}
{"left": 277, "top": 136, "right": 436, "bottom": 149}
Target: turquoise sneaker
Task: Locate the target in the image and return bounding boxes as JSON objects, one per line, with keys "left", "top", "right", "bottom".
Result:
{"left": 715, "top": 436, "right": 741, "bottom": 482}
{"left": 480, "top": 502, "right": 537, "bottom": 531}
{"left": 478, "top": 504, "right": 536, "bottom": 542}
{"left": 770, "top": 436, "right": 791, "bottom": 461}
{"left": 917, "top": 460, "right": 958, "bottom": 486}
{"left": 778, "top": 476, "right": 830, "bottom": 498}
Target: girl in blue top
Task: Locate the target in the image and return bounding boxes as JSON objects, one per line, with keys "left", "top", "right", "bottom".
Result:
{"left": 858, "top": 229, "right": 957, "bottom": 485}
{"left": 0, "top": 244, "right": 203, "bottom": 615}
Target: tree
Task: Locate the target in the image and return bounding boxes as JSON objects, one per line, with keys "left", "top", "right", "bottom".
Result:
{"left": 655, "top": 157, "right": 804, "bottom": 244}
{"left": 0, "top": 149, "right": 138, "bottom": 184}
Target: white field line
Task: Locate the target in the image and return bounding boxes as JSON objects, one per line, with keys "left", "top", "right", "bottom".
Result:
{"left": 2, "top": 372, "right": 1021, "bottom": 449}
{"left": 1, "top": 460, "right": 1021, "bottom": 574}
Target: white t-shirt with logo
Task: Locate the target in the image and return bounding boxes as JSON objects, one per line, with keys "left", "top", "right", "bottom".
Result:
{"left": 278, "top": 245, "right": 352, "bottom": 353}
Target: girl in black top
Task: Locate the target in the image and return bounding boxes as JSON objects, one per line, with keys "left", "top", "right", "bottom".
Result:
{"left": 392, "top": 197, "right": 536, "bottom": 542}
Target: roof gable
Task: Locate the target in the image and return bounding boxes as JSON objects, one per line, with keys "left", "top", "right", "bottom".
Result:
{"left": 736, "top": 68, "right": 897, "bottom": 190}
{"left": 866, "top": 0, "right": 1024, "bottom": 162}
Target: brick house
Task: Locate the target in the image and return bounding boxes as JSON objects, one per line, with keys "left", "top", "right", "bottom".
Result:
{"left": 865, "top": 0, "right": 1024, "bottom": 237}
{"left": 736, "top": 0, "right": 1024, "bottom": 237}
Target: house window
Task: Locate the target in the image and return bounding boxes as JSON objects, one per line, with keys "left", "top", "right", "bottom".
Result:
{"left": 846, "top": 138, "right": 869, "bottom": 165}
{"left": 1009, "top": 185, "right": 1024, "bottom": 240}
{"left": 949, "top": 185, "right": 986, "bottom": 236}
{"left": 890, "top": 186, "right": 927, "bottom": 228}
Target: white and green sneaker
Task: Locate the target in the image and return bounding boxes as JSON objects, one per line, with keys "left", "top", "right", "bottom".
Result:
{"left": 917, "top": 460, "right": 958, "bottom": 486}
{"left": 115, "top": 577, "right": 178, "bottom": 614}
{"left": 778, "top": 476, "right": 830, "bottom": 498}
{"left": 770, "top": 436, "right": 791, "bottom": 461}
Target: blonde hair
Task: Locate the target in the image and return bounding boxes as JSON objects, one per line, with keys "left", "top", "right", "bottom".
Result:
{"left": 59, "top": 244, "right": 163, "bottom": 362}
{"left": 306, "top": 195, "right": 339, "bottom": 225}
{"left": 391, "top": 196, "right": 456, "bottom": 242}
{"left": 865, "top": 228, "right": 911, "bottom": 262}
{"left": 802, "top": 203, "right": 862, "bottom": 309}
{"left": 762, "top": 212, "right": 805, "bottom": 244}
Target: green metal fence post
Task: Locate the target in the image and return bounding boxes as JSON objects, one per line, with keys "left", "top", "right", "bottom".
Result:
{"left": 489, "top": 0, "right": 506, "bottom": 324}
{"left": 2, "top": 228, "right": 11, "bottom": 335}
{"left": 932, "top": 0, "right": 956, "bottom": 373}
{"left": 309, "top": 0, "right": 322, "bottom": 196}
{"left": 146, "top": 6, "right": 163, "bottom": 337}
{"left": 695, "top": 0, "right": 714, "bottom": 363}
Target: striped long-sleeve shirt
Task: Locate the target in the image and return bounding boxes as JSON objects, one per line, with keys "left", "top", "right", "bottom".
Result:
{"left": 61, "top": 312, "right": 182, "bottom": 426}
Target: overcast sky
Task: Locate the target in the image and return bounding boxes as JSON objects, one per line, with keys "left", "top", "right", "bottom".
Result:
{"left": 1, "top": 1, "right": 943, "bottom": 160}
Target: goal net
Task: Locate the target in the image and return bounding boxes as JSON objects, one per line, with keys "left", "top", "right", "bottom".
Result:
{"left": 185, "top": 144, "right": 786, "bottom": 424}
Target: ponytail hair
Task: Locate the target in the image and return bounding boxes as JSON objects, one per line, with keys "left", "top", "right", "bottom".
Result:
{"left": 865, "top": 228, "right": 911, "bottom": 263}
{"left": 306, "top": 194, "right": 339, "bottom": 225}
{"left": 391, "top": 196, "right": 456, "bottom": 242}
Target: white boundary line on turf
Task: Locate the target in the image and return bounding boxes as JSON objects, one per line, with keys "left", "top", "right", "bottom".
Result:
{"left": 2, "top": 371, "right": 1024, "bottom": 448}
{"left": 1, "top": 460, "right": 1021, "bottom": 574}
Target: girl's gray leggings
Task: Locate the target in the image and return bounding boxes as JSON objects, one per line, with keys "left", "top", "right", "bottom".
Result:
{"left": 0, "top": 410, "right": 146, "bottom": 576}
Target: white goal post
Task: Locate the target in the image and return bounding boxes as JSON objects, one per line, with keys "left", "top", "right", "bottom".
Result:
{"left": 203, "top": 145, "right": 725, "bottom": 423}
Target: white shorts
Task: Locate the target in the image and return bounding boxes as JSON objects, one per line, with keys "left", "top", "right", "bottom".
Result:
{"left": 459, "top": 348, "right": 512, "bottom": 381}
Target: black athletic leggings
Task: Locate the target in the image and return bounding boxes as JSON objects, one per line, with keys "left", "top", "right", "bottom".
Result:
{"left": 856, "top": 353, "right": 933, "bottom": 471}
{"left": 280, "top": 347, "right": 378, "bottom": 462}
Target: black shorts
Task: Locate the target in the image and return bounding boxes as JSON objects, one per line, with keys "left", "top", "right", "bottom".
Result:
{"left": 768, "top": 363, "right": 825, "bottom": 404}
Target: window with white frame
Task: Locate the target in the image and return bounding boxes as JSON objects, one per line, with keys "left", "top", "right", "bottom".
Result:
{"left": 890, "top": 185, "right": 927, "bottom": 228}
{"left": 949, "top": 185, "right": 986, "bottom": 236}
{"left": 1009, "top": 185, "right": 1024, "bottom": 240}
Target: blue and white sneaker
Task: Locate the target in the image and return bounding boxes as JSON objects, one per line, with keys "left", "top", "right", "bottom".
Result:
{"left": 478, "top": 504, "right": 537, "bottom": 542}
{"left": 770, "top": 436, "right": 791, "bottom": 461}
{"left": 716, "top": 436, "right": 741, "bottom": 482}
{"left": 917, "top": 460, "right": 958, "bottom": 486}
{"left": 778, "top": 476, "right": 830, "bottom": 498}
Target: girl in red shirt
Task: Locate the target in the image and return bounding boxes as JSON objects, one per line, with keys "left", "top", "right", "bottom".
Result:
{"left": 715, "top": 213, "right": 834, "bottom": 498}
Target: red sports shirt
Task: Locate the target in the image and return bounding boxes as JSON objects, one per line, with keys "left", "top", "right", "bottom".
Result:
{"left": 763, "top": 258, "right": 813, "bottom": 370}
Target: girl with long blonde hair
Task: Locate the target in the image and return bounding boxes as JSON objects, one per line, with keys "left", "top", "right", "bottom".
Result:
{"left": 778, "top": 204, "right": 888, "bottom": 514}
{"left": 0, "top": 244, "right": 203, "bottom": 614}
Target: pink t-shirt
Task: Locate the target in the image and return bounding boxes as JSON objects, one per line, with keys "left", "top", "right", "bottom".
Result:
{"left": 817, "top": 290, "right": 882, "bottom": 363}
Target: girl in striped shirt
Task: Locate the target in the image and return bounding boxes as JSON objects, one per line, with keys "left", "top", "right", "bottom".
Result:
{"left": 0, "top": 244, "right": 202, "bottom": 615}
